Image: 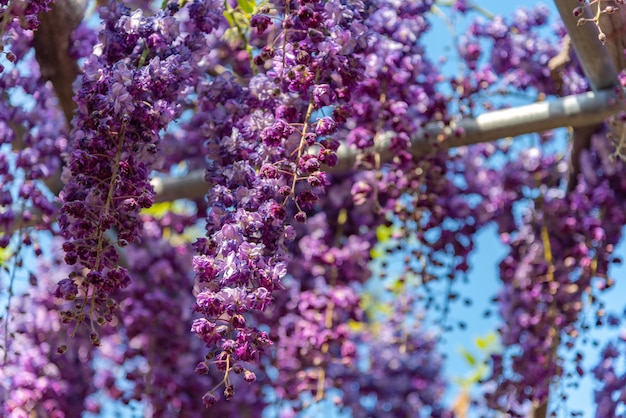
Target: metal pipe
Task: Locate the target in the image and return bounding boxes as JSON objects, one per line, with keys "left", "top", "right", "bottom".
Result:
{"left": 152, "top": 170, "right": 207, "bottom": 203}
{"left": 553, "top": 0, "right": 619, "bottom": 90}
{"left": 155, "top": 89, "right": 623, "bottom": 200}
{"left": 333, "top": 88, "right": 623, "bottom": 170}
{"left": 151, "top": 89, "right": 623, "bottom": 201}
{"left": 5, "top": 88, "right": 622, "bottom": 235}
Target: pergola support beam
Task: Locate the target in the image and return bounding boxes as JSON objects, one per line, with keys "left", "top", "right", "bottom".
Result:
{"left": 5, "top": 87, "right": 621, "bottom": 237}
{"left": 553, "top": 0, "right": 620, "bottom": 91}
{"left": 153, "top": 88, "right": 623, "bottom": 202}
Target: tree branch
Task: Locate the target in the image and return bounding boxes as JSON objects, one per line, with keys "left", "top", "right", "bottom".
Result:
{"left": 32, "top": 0, "right": 87, "bottom": 125}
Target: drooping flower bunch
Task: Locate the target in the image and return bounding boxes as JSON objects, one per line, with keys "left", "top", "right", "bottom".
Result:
{"left": 457, "top": 4, "right": 587, "bottom": 105}
{"left": 465, "top": 5, "right": 555, "bottom": 93}
{"left": 95, "top": 213, "right": 268, "bottom": 417}
{"left": 4, "top": 0, "right": 626, "bottom": 416}
{"left": 0, "top": 253, "right": 98, "bottom": 417}
{"left": 478, "top": 132, "right": 626, "bottom": 415}
{"left": 441, "top": 8, "right": 616, "bottom": 414}
{"left": 189, "top": 0, "right": 369, "bottom": 402}
{"left": 0, "top": 0, "right": 53, "bottom": 68}
{"left": 245, "top": 170, "right": 376, "bottom": 413}
{"left": 57, "top": 0, "right": 223, "bottom": 341}
{"left": 0, "top": 0, "right": 53, "bottom": 28}
{"left": 272, "top": 284, "right": 362, "bottom": 402}
{"left": 336, "top": 318, "right": 453, "bottom": 418}
{"left": 592, "top": 337, "right": 626, "bottom": 417}
{"left": 258, "top": 0, "right": 490, "bottom": 404}
{"left": 340, "top": 0, "right": 489, "bottom": 329}
{"left": 0, "top": 55, "right": 66, "bottom": 247}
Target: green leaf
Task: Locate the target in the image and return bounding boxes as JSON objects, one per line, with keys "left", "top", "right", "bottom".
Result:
{"left": 233, "top": 10, "right": 248, "bottom": 27}
{"left": 224, "top": 10, "right": 235, "bottom": 27}
{"left": 475, "top": 332, "right": 497, "bottom": 351}
{"left": 372, "top": 301, "right": 392, "bottom": 316}
{"left": 347, "top": 320, "right": 365, "bottom": 333}
{"left": 0, "top": 246, "right": 10, "bottom": 267}
{"left": 388, "top": 278, "right": 405, "bottom": 294}
{"left": 466, "top": 366, "right": 486, "bottom": 384}
{"left": 141, "top": 202, "right": 172, "bottom": 218}
{"left": 458, "top": 347, "right": 476, "bottom": 366}
{"left": 375, "top": 224, "right": 393, "bottom": 243}
{"left": 237, "top": 0, "right": 256, "bottom": 15}
{"left": 141, "top": 201, "right": 190, "bottom": 219}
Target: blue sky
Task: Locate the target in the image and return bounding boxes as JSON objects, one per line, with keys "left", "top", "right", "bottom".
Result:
{"left": 4, "top": 1, "right": 626, "bottom": 417}
{"left": 423, "top": 2, "right": 626, "bottom": 417}
{"left": 287, "top": 2, "right": 624, "bottom": 417}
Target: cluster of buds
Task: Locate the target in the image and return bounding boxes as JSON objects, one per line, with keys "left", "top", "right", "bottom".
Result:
{"left": 573, "top": 0, "right": 623, "bottom": 43}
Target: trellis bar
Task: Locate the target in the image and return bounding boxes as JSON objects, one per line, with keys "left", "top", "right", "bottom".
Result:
{"left": 554, "top": 0, "right": 620, "bottom": 90}
{"left": 151, "top": 88, "right": 623, "bottom": 202}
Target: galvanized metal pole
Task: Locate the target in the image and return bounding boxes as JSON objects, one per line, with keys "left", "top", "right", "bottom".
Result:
{"left": 553, "top": 0, "right": 620, "bottom": 90}
{"left": 149, "top": 89, "right": 622, "bottom": 203}
{"left": 12, "top": 0, "right": 626, "bottom": 233}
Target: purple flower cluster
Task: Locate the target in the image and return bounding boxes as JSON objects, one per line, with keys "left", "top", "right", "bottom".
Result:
{"left": 0, "top": 0, "right": 52, "bottom": 29}
{"left": 297, "top": 216, "right": 372, "bottom": 285}
{"left": 459, "top": 5, "right": 587, "bottom": 98}
{"left": 0, "top": 50, "right": 66, "bottom": 247}
{"left": 193, "top": 139, "right": 291, "bottom": 403}
{"left": 58, "top": 0, "right": 223, "bottom": 337}
{"left": 0, "top": 0, "right": 53, "bottom": 69}
{"left": 345, "top": 0, "right": 444, "bottom": 154}
{"left": 479, "top": 132, "right": 626, "bottom": 414}
{"left": 190, "top": 0, "right": 370, "bottom": 402}
{"left": 272, "top": 285, "right": 362, "bottom": 402}
{"left": 1, "top": 256, "right": 98, "bottom": 417}
{"left": 257, "top": 2, "right": 495, "bottom": 410}
{"left": 337, "top": 0, "right": 485, "bottom": 289}
{"left": 95, "top": 215, "right": 267, "bottom": 417}
{"left": 336, "top": 320, "right": 453, "bottom": 418}
{"left": 253, "top": 0, "right": 367, "bottom": 209}
{"left": 256, "top": 172, "right": 378, "bottom": 412}
{"left": 6, "top": 0, "right": 626, "bottom": 415}
{"left": 592, "top": 339, "right": 626, "bottom": 417}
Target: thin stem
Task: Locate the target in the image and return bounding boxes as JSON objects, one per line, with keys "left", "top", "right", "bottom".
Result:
{"left": 0, "top": 0, "right": 15, "bottom": 46}
{"left": 288, "top": 70, "right": 320, "bottom": 199}
{"left": 2, "top": 202, "right": 25, "bottom": 365}
{"left": 74, "top": 121, "right": 127, "bottom": 336}
{"left": 280, "top": 0, "right": 290, "bottom": 82}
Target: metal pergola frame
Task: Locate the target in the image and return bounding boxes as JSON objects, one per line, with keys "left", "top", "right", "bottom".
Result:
{"left": 2, "top": 1, "right": 624, "bottom": 417}
{"left": 148, "top": 0, "right": 625, "bottom": 204}
{"left": 12, "top": 0, "right": 626, "bottom": 235}
{"left": 150, "top": 5, "right": 626, "bottom": 418}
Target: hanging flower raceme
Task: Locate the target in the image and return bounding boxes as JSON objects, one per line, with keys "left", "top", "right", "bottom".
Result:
{"left": 57, "top": 0, "right": 223, "bottom": 341}
{"left": 336, "top": 320, "right": 453, "bottom": 418}
{"left": 0, "top": 254, "right": 98, "bottom": 417}
{"left": 190, "top": 0, "right": 370, "bottom": 405}
{"left": 484, "top": 134, "right": 626, "bottom": 415}
{"left": 0, "top": 0, "right": 53, "bottom": 64}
